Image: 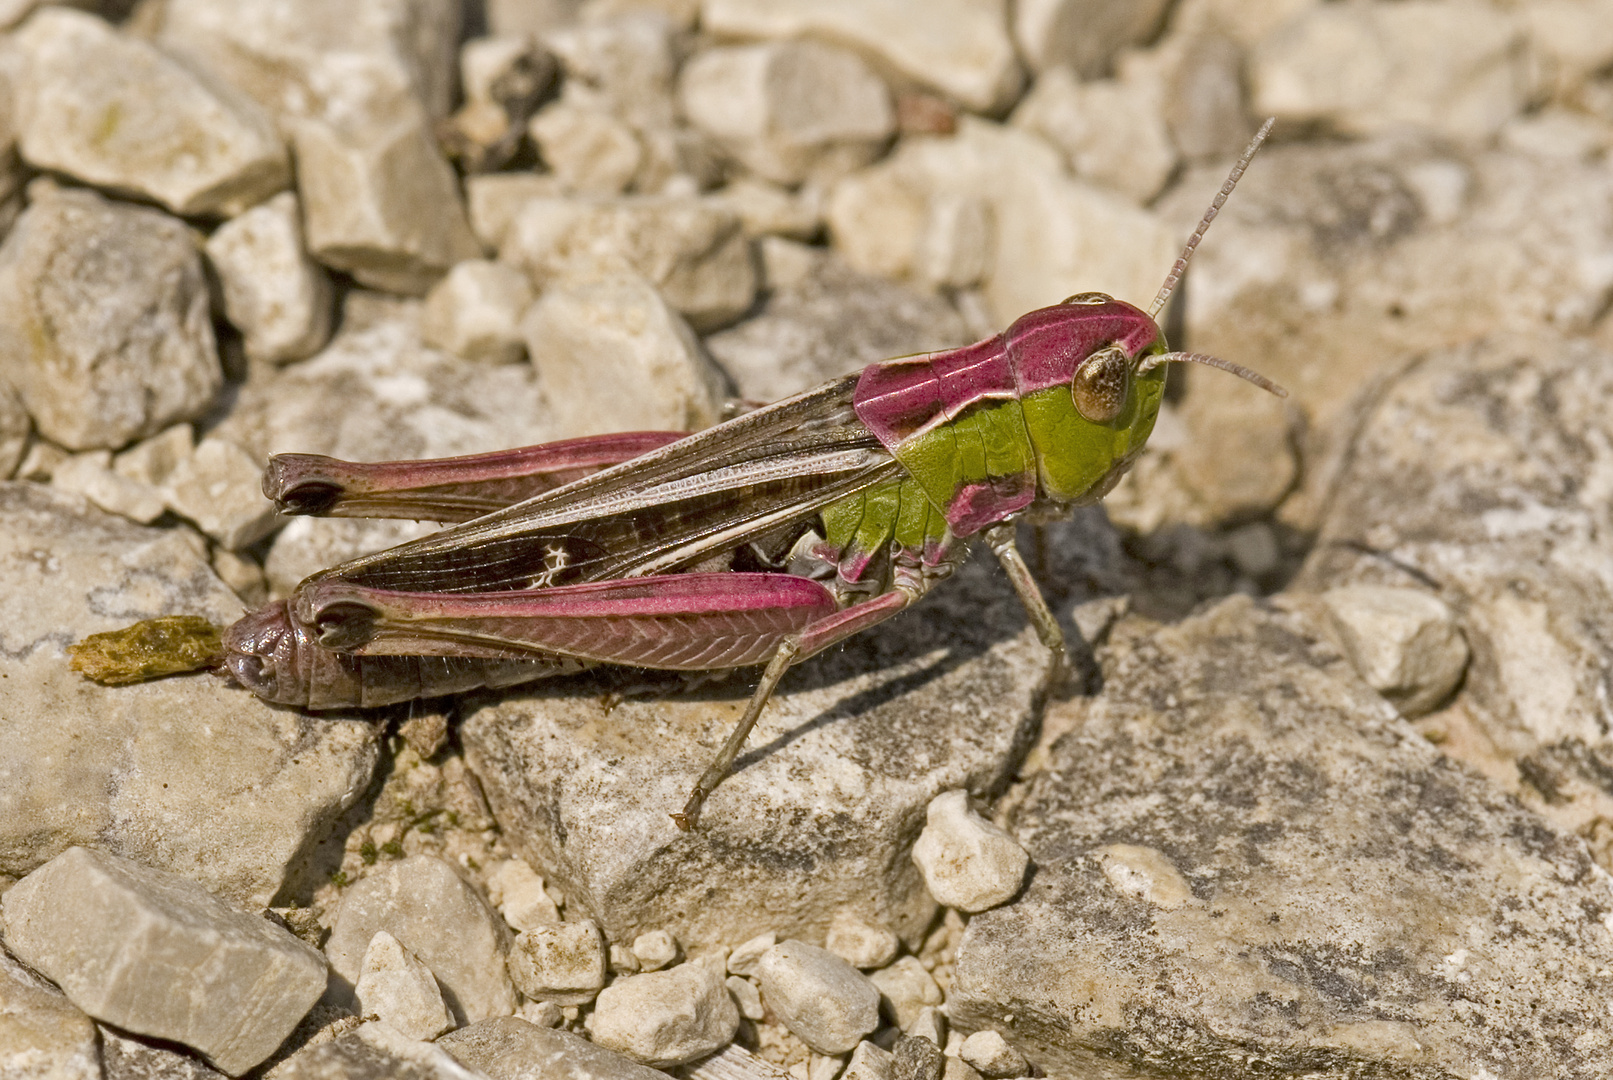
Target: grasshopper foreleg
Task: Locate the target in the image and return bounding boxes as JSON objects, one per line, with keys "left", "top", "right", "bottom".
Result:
{"left": 983, "top": 523, "right": 1068, "bottom": 691}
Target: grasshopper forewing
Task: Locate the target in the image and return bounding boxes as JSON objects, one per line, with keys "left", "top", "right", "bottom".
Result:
{"left": 223, "top": 119, "right": 1284, "bottom": 829}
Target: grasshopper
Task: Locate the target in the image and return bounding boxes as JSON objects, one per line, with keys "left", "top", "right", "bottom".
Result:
{"left": 221, "top": 120, "right": 1283, "bottom": 829}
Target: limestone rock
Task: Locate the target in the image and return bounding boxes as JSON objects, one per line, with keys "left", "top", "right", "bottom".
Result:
{"left": 700, "top": 0, "right": 1022, "bottom": 114}
{"left": 841, "top": 1040, "right": 895, "bottom": 1080}
{"left": 1295, "top": 333, "right": 1613, "bottom": 845}
{"left": 589, "top": 960, "right": 740, "bottom": 1067}
{"left": 957, "top": 1032, "right": 1027, "bottom": 1079}
{"left": 465, "top": 173, "right": 567, "bottom": 250}
{"left": 420, "top": 260, "right": 533, "bottom": 365}
{"left": 459, "top": 552, "right": 1052, "bottom": 953}
{"left": 1252, "top": 1, "right": 1530, "bottom": 143}
{"left": 949, "top": 596, "right": 1613, "bottom": 1077}
{"left": 824, "top": 911, "right": 899, "bottom": 970}
{"left": 485, "top": 858, "right": 561, "bottom": 933}
{"left": 866, "top": 958, "right": 941, "bottom": 1033}
{"left": 205, "top": 192, "right": 334, "bottom": 366}
{"left": 99, "top": 1026, "right": 228, "bottom": 1079}
{"left": 679, "top": 40, "right": 894, "bottom": 186}
{"left": 273, "top": 1020, "right": 483, "bottom": 1080}
{"left": 295, "top": 117, "right": 481, "bottom": 295}
{"left": 212, "top": 294, "right": 555, "bottom": 470}
{"left": 0, "top": 482, "right": 381, "bottom": 907}
{"left": 155, "top": 0, "right": 463, "bottom": 131}
{"left": 1, "top": 847, "right": 326, "bottom": 1076}
{"left": 519, "top": 271, "right": 729, "bottom": 437}
{"left": 161, "top": 436, "right": 283, "bottom": 551}
{"left": 703, "top": 248, "right": 970, "bottom": 404}
{"left": 1320, "top": 584, "right": 1470, "bottom": 719}
{"left": 1009, "top": 65, "right": 1177, "bottom": 206}
{"left": 10, "top": 8, "right": 289, "bottom": 217}
{"left": 630, "top": 930, "right": 678, "bottom": 972}
{"left": 438, "top": 1016, "right": 669, "bottom": 1080}
{"left": 507, "top": 920, "right": 606, "bottom": 1005}
{"left": 529, "top": 101, "right": 644, "bottom": 196}
{"left": 500, "top": 194, "right": 758, "bottom": 332}
{"left": 827, "top": 117, "right": 1177, "bottom": 325}
{"left": 911, "top": 790, "right": 1029, "bottom": 913}
{"left": 1012, "top": 0, "right": 1173, "bottom": 77}
{"left": 0, "top": 949, "right": 100, "bottom": 1080}
{"left": 756, "top": 941, "right": 880, "bottom": 1055}
{"left": 51, "top": 450, "right": 167, "bottom": 525}
{"left": 354, "top": 930, "right": 452, "bottom": 1041}
{"left": 0, "top": 184, "right": 219, "bottom": 451}
{"left": 324, "top": 855, "right": 517, "bottom": 1025}
{"left": 0, "top": 376, "right": 26, "bottom": 478}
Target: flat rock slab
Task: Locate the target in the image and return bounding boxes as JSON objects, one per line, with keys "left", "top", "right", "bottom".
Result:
{"left": 439, "top": 1016, "right": 668, "bottom": 1080}
{"left": 1298, "top": 333, "right": 1613, "bottom": 779}
{"left": 0, "top": 481, "right": 381, "bottom": 907}
{"left": 2, "top": 847, "right": 326, "bottom": 1076}
{"left": 462, "top": 552, "right": 1054, "bottom": 951}
{"left": 950, "top": 596, "right": 1613, "bottom": 1078}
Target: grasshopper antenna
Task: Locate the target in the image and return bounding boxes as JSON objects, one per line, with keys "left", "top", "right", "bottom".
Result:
{"left": 1148, "top": 116, "right": 1275, "bottom": 320}
{"left": 1138, "top": 350, "right": 1287, "bottom": 397}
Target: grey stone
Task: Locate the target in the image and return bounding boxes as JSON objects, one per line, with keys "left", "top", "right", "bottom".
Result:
{"left": 823, "top": 911, "right": 898, "bottom": 970}
{"left": 273, "top": 1020, "right": 483, "bottom": 1080}
{"left": 827, "top": 118, "right": 1177, "bottom": 326}
{"left": 1, "top": 847, "right": 326, "bottom": 1076}
{"left": 206, "top": 192, "right": 334, "bottom": 366}
{"left": 500, "top": 194, "right": 758, "bottom": 332}
{"left": 937, "top": 1056, "right": 979, "bottom": 1080}
{"left": 0, "top": 482, "right": 381, "bottom": 906}
{"left": 866, "top": 958, "right": 941, "bottom": 1034}
{"left": 113, "top": 425, "right": 196, "bottom": 490}
{"left": 726, "top": 932, "right": 776, "bottom": 978}
{"left": 0, "top": 949, "right": 100, "bottom": 1080}
{"left": 353, "top": 930, "right": 452, "bottom": 1041}
{"left": 700, "top": 0, "right": 1021, "bottom": 114}
{"left": 100, "top": 1026, "right": 228, "bottom": 1079}
{"left": 904, "top": 1006, "right": 943, "bottom": 1046}
{"left": 757, "top": 941, "right": 880, "bottom": 1055}
{"left": 155, "top": 0, "right": 463, "bottom": 132}
{"left": 295, "top": 117, "right": 482, "bottom": 295}
{"left": 529, "top": 101, "right": 644, "bottom": 197}
{"left": 485, "top": 858, "right": 561, "bottom": 933}
{"left": 465, "top": 173, "right": 567, "bottom": 250}
{"left": 955, "top": 1032, "right": 1025, "bottom": 1079}
{"left": 10, "top": 8, "right": 289, "bottom": 218}
{"left": 911, "top": 791, "right": 1029, "bottom": 913}
{"left": 0, "top": 184, "right": 220, "bottom": 451}
{"left": 1151, "top": 138, "right": 1613, "bottom": 532}
{"left": 630, "top": 930, "right": 678, "bottom": 972}
{"left": 438, "top": 1016, "right": 668, "bottom": 1080}
{"left": 589, "top": 959, "right": 739, "bottom": 1067}
{"left": 507, "top": 920, "right": 606, "bottom": 1005}
{"left": 840, "top": 1041, "right": 894, "bottom": 1080}
{"left": 0, "top": 377, "right": 27, "bottom": 478}
{"left": 890, "top": 1036, "right": 942, "bottom": 1080}
{"left": 1295, "top": 333, "right": 1613, "bottom": 846}
{"left": 703, "top": 249, "right": 970, "bottom": 404}
{"left": 710, "top": 179, "right": 822, "bottom": 242}
{"left": 420, "top": 260, "right": 533, "bottom": 365}
{"left": 161, "top": 436, "right": 283, "bottom": 550}
{"left": 949, "top": 596, "right": 1613, "bottom": 1077}
{"left": 325, "top": 855, "right": 517, "bottom": 1025}
{"left": 1251, "top": 1, "right": 1529, "bottom": 142}
{"left": 1320, "top": 584, "right": 1470, "bottom": 719}
{"left": 212, "top": 294, "right": 555, "bottom": 472}
{"left": 1009, "top": 65, "right": 1176, "bottom": 206}
{"left": 51, "top": 451, "right": 167, "bottom": 524}
{"left": 459, "top": 552, "right": 1051, "bottom": 954}
{"left": 725, "top": 975, "right": 763, "bottom": 1021}
{"left": 678, "top": 40, "right": 893, "bottom": 186}
{"left": 1012, "top": 0, "right": 1172, "bottom": 77}
{"left": 519, "top": 271, "right": 728, "bottom": 438}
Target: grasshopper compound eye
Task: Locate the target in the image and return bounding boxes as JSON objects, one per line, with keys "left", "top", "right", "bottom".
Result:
{"left": 1061, "top": 291, "right": 1114, "bottom": 305}
{"left": 1072, "top": 344, "right": 1130, "bottom": 423}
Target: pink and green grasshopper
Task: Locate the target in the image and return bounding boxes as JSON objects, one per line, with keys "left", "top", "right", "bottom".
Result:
{"left": 222, "top": 121, "right": 1284, "bottom": 828}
